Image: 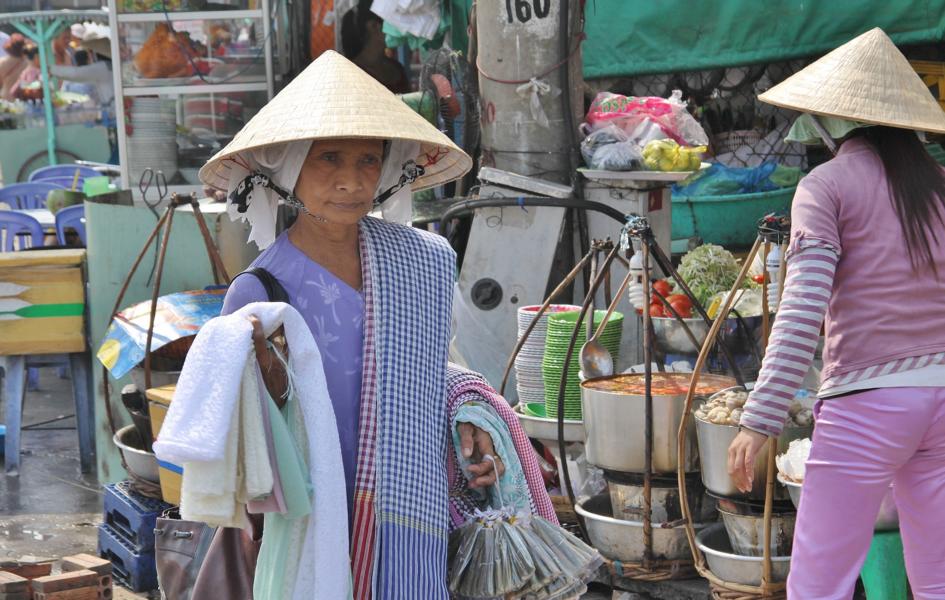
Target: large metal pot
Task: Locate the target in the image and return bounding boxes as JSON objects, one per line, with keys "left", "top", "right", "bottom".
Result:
{"left": 779, "top": 475, "right": 899, "bottom": 531}
{"left": 697, "top": 523, "right": 791, "bottom": 586}
{"left": 113, "top": 425, "right": 160, "bottom": 483}
{"left": 575, "top": 494, "right": 702, "bottom": 563}
{"left": 581, "top": 373, "right": 736, "bottom": 473}
{"left": 719, "top": 508, "right": 795, "bottom": 557}
{"left": 696, "top": 418, "right": 811, "bottom": 500}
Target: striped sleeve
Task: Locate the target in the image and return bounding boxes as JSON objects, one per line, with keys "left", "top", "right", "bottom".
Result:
{"left": 740, "top": 245, "right": 838, "bottom": 436}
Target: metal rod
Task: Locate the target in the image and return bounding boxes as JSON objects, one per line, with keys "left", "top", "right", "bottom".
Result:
{"left": 641, "top": 242, "right": 654, "bottom": 568}
{"left": 143, "top": 204, "right": 177, "bottom": 392}
{"left": 108, "top": 209, "right": 171, "bottom": 318}
{"left": 762, "top": 436, "right": 777, "bottom": 588}
{"left": 557, "top": 243, "right": 620, "bottom": 540}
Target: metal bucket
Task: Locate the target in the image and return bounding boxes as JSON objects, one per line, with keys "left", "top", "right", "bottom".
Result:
{"left": 575, "top": 494, "right": 701, "bottom": 563}
{"left": 113, "top": 425, "right": 160, "bottom": 483}
{"left": 696, "top": 523, "right": 791, "bottom": 586}
{"left": 779, "top": 475, "right": 899, "bottom": 531}
{"left": 581, "top": 373, "right": 736, "bottom": 473}
{"left": 718, "top": 508, "right": 795, "bottom": 557}
{"left": 696, "top": 417, "right": 811, "bottom": 500}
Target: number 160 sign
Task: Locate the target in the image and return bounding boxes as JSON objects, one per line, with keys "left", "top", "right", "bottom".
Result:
{"left": 506, "top": 0, "right": 551, "bottom": 23}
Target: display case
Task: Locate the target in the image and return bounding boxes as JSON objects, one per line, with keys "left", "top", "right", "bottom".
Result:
{"left": 107, "top": 0, "right": 277, "bottom": 198}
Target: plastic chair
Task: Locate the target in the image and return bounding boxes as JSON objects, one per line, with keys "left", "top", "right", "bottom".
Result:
{"left": 28, "top": 164, "right": 100, "bottom": 183}
{"left": 38, "top": 176, "right": 85, "bottom": 191}
{"left": 0, "top": 210, "right": 44, "bottom": 251}
{"left": 0, "top": 182, "right": 63, "bottom": 210}
{"left": 55, "top": 204, "right": 86, "bottom": 246}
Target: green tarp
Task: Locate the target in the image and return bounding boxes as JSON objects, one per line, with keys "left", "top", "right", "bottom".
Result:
{"left": 583, "top": 0, "right": 945, "bottom": 78}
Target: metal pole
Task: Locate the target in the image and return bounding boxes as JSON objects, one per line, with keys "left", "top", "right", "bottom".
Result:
{"left": 12, "top": 18, "right": 64, "bottom": 165}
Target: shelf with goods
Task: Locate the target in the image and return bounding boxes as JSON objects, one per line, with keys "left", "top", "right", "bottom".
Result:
{"left": 107, "top": 0, "right": 278, "bottom": 198}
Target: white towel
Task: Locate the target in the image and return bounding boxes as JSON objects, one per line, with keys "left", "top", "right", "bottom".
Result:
{"left": 154, "top": 302, "right": 351, "bottom": 600}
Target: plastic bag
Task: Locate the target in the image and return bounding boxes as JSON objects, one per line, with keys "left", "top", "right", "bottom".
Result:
{"left": 673, "top": 161, "right": 781, "bottom": 197}
{"left": 580, "top": 125, "right": 643, "bottom": 171}
{"left": 642, "top": 139, "right": 705, "bottom": 171}
{"left": 585, "top": 90, "right": 709, "bottom": 147}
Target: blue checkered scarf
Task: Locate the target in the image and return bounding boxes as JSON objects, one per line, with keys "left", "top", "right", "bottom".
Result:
{"left": 361, "top": 216, "right": 455, "bottom": 599}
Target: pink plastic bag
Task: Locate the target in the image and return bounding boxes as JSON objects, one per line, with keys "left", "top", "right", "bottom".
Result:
{"left": 584, "top": 90, "right": 708, "bottom": 147}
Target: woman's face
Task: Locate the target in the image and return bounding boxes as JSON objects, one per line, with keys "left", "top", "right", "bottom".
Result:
{"left": 294, "top": 138, "right": 384, "bottom": 225}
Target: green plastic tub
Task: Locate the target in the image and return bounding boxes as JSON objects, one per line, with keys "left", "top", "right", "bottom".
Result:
{"left": 672, "top": 186, "right": 796, "bottom": 249}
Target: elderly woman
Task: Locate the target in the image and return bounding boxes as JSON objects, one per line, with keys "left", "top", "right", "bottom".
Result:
{"left": 186, "top": 51, "right": 555, "bottom": 600}
{"left": 727, "top": 29, "right": 945, "bottom": 598}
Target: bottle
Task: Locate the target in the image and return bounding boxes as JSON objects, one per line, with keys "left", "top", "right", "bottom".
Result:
{"left": 766, "top": 245, "right": 782, "bottom": 311}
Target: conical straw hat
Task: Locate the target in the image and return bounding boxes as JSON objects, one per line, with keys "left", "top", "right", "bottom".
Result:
{"left": 759, "top": 28, "right": 945, "bottom": 134}
{"left": 200, "top": 50, "right": 472, "bottom": 191}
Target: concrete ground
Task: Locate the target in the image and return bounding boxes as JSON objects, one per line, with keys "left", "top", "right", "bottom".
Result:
{"left": 0, "top": 367, "right": 155, "bottom": 599}
{"left": 0, "top": 368, "right": 713, "bottom": 599}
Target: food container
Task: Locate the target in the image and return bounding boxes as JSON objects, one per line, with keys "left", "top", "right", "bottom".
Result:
{"left": 513, "top": 403, "right": 585, "bottom": 443}
{"left": 779, "top": 475, "right": 899, "bottom": 531}
{"left": 718, "top": 508, "right": 795, "bottom": 557}
{"left": 608, "top": 476, "right": 716, "bottom": 523}
{"left": 696, "top": 523, "right": 791, "bottom": 586}
{"left": 581, "top": 373, "right": 737, "bottom": 473}
{"left": 651, "top": 314, "right": 765, "bottom": 356}
{"left": 696, "top": 415, "right": 811, "bottom": 500}
{"left": 575, "top": 494, "right": 702, "bottom": 562}
{"left": 113, "top": 425, "right": 160, "bottom": 483}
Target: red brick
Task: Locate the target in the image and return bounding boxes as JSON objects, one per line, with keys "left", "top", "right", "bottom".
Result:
{"left": 1, "top": 562, "right": 53, "bottom": 579}
{"left": 60, "top": 555, "right": 111, "bottom": 577}
{"left": 31, "top": 570, "right": 98, "bottom": 593}
{"left": 33, "top": 588, "right": 99, "bottom": 600}
{"left": 0, "top": 571, "right": 27, "bottom": 592}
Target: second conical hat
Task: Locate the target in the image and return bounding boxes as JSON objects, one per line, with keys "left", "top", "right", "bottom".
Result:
{"left": 200, "top": 50, "right": 472, "bottom": 191}
{"left": 759, "top": 27, "right": 945, "bottom": 134}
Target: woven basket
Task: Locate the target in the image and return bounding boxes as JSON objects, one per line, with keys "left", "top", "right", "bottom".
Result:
{"left": 712, "top": 129, "right": 763, "bottom": 156}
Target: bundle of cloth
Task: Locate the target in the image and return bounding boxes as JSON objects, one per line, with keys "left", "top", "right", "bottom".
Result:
{"left": 153, "top": 299, "right": 555, "bottom": 600}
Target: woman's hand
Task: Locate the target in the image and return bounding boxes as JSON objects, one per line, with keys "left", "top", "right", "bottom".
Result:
{"left": 727, "top": 428, "right": 770, "bottom": 493}
{"left": 249, "top": 316, "right": 289, "bottom": 406}
{"left": 457, "top": 422, "right": 506, "bottom": 489}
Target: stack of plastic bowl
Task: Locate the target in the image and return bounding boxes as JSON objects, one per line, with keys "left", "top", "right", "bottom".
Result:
{"left": 515, "top": 304, "right": 581, "bottom": 405}
{"left": 542, "top": 310, "right": 623, "bottom": 419}
{"left": 127, "top": 98, "right": 178, "bottom": 185}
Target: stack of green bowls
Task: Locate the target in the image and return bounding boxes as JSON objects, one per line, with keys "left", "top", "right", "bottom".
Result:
{"left": 542, "top": 310, "right": 624, "bottom": 419}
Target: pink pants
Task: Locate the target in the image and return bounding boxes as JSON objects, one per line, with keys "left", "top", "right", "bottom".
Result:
{"left": 788, "top": 387, "right": 945, "bottom": 599}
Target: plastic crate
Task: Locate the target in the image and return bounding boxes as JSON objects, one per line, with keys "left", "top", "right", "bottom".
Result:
{"left": 98, "top": 524, "right": 158, "bottom": 592}
{"left": 103, "top": 481, "right": 171, "bottom": 552}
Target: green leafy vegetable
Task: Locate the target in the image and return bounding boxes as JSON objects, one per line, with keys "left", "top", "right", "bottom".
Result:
{"left": 677, "top": 244, "right": 754, "bottom": 307}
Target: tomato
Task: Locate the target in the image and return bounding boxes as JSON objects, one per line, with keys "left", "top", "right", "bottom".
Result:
{"left": 652, "top": 280, "right": 673, "bottom": 298}
{"left": 752, "top": 274, "right": 766, "bottom": 284}
{"left": 649, "top": 303, "right": 665, "bottom": 318}
{"left": 669, "top": 300, "right": 693, "bottom": 319}
{"left": 665, "top": 294, "right": 693, "bottom": 310}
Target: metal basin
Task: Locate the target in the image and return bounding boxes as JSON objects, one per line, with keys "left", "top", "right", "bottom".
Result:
{"left": 696, "top": 417, "right": 811, "bottom": 500}
{"left": 581, "top": 373, "right": 736, "bottom": 473}
{"left": 652, "top": 315, "right": 765, "bottom": 356}
{"left": 575, "top": 494, "right": 701, "bottom": 563}
{"left": 608, "top": 477, "right": 716, "bottom": 524}
{"left": 697, "top": 523, "right": 791, "bottom": 586}
{"left": 113, "top": 425, "right": 160, "bottom": 483}
{"left": 719, "top": 508, "right": 795, "bottom": 557}
{"left": 513, "top": 403, "right": 585, "bottom": 443}
{"left": 778, "top": 475, "right": 899, "bottom": 531}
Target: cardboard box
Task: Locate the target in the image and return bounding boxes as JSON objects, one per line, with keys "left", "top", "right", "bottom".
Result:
{"left": 0, "top": 249, "right": 86, "bottom": 356}
{"left": 146, "top": 385, "right": 181, "bottom": 505}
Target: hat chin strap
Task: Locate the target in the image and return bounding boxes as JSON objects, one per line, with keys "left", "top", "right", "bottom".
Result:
{"left": 808, "top": 114, "right": 839, "bottom": 156}
{"left": 229, "top": 160, "right": 425, "bottom": 224}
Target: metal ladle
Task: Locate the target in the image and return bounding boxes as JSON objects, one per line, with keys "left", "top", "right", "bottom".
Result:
{"left": 580, "top": 268, "right": 635, "bottom": 378}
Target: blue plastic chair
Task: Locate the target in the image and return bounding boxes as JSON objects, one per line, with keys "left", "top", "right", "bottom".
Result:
{"left": 55, "top": 204, "right": 86, "bottom": 246}
{"left": 0, "top": 210, "right": 44, "bottom": 251}
{"left": 28, "top": 164, "right": 100, "bottom": 183}
{"left": 0, "top": 182, "right": 63, "bottom": 210}
{"left": 38, "top": 176, "right": 85, "bottom": 191}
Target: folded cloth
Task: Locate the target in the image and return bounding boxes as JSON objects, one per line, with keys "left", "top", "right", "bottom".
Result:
{"left": 248, "top": 365, "right": 288, "bottom": 515}
{"left": 154, "top": 301, "right": 350, "bottom": 600}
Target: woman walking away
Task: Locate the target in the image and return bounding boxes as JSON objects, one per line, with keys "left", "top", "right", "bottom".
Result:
{"left": 727, "top": 28, "right": 945, "bottom": 600}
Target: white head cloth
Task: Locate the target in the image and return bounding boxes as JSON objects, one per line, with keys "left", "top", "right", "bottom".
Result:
{"left": 226, "top": 138, "right": 420, "bottom": 249}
